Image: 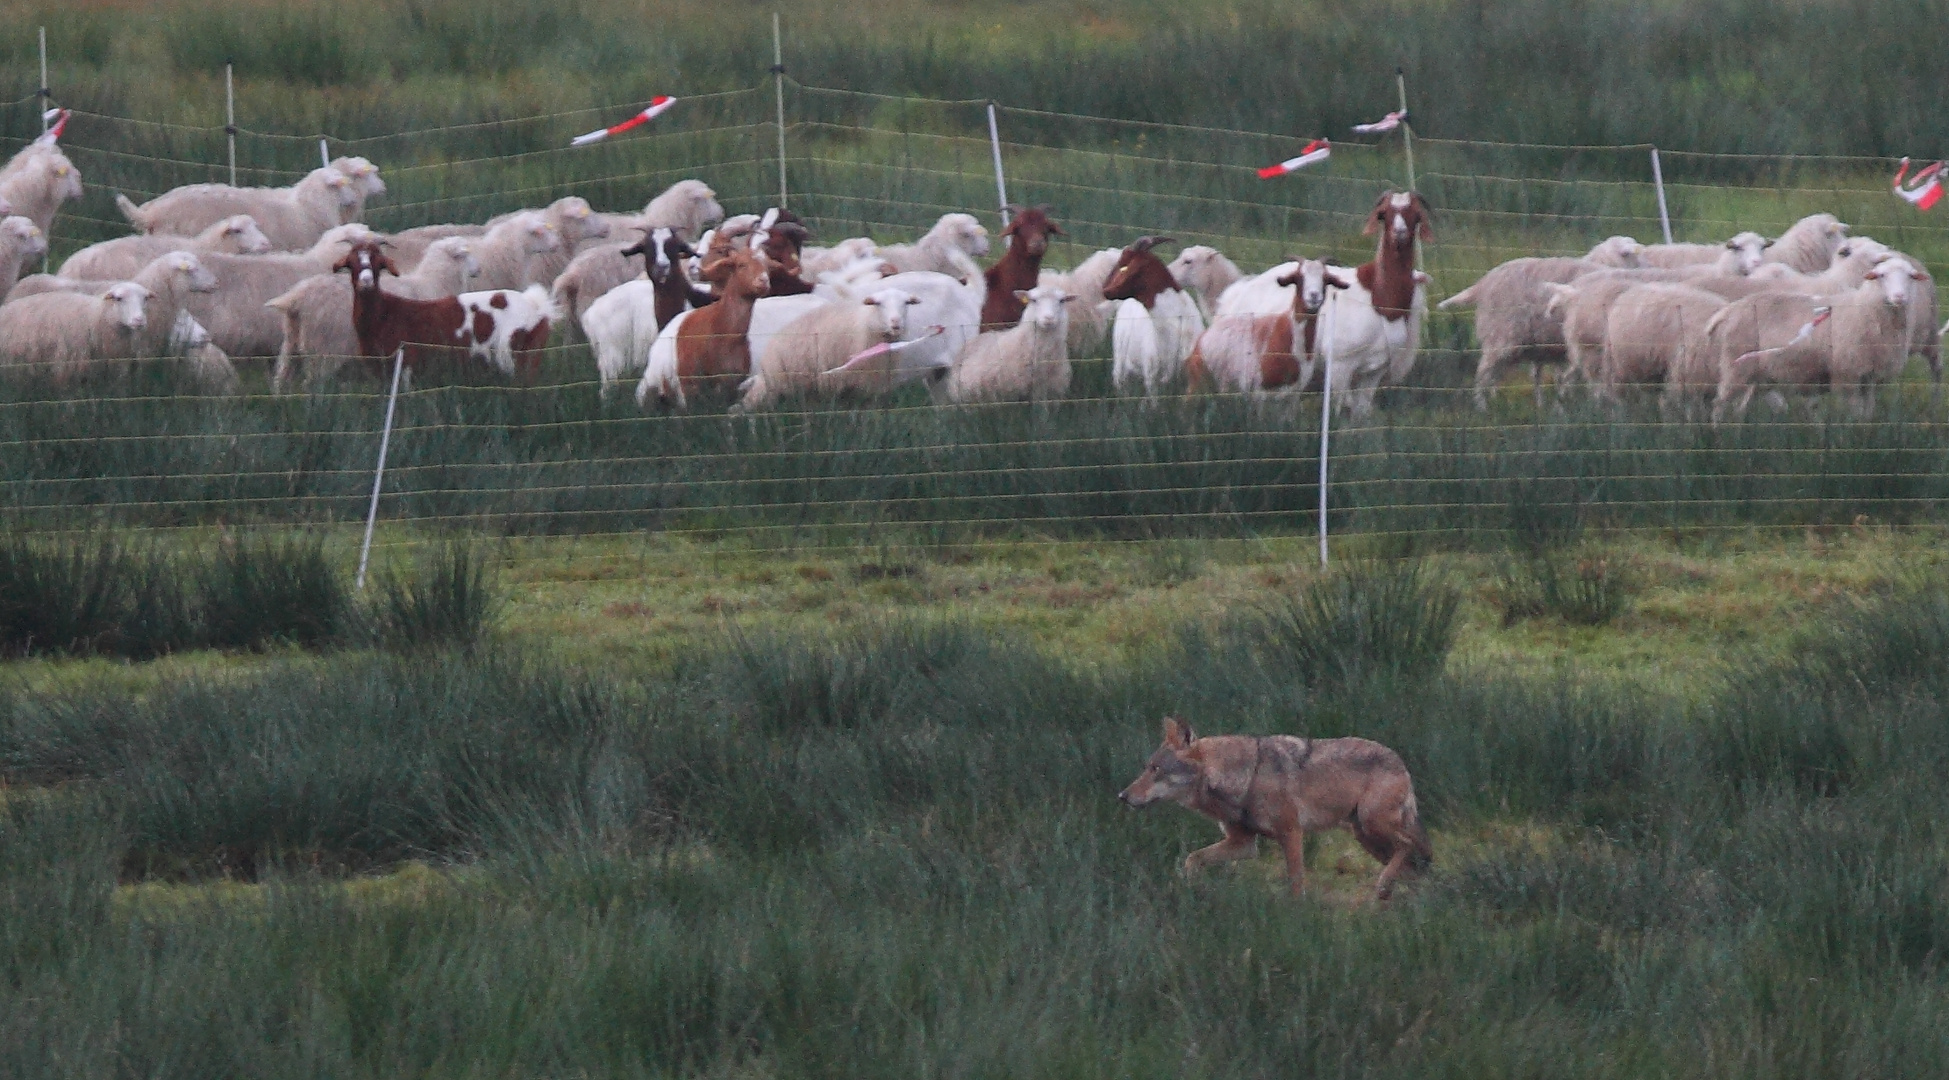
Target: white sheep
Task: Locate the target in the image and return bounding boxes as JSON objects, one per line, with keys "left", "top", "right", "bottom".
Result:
{"left": 1591, "top": 281, "right": 1726, "bottom": 406}
{"left": 1441, "top": 239, "right": 1651, "bottom": 407}
{"left": 0, "top": 216, "right": 49, "bottom": 298}
{"left": 326, "top": 157, "right": 388, "bottom": 219}
{"left": 166, "top": 311, "right": 241, "bottom": 394}
{"left": 1637, "top": 232, "right": 1769, "bottom": 274}
{"left": 874, "top": 213, "right": 991, "bottom": 278}
{"left": 938, "top": 285, "right": 1074, "bottom": 404}
{"left": 1166, "top": 245, "right": 1245, "bottom": 321}
{"left": 466, "top": 212, "right": 564, "bottom": 291}
{"left": 800, "top": 237, "right": 879, "bottom": 280}
{"left": 56, "top": 214, "right": 272, "bottom": 280}
{"left": 735, "top": 286, "right": 927, "bottom": 409}
{"left": 1037, "top": 247, "right": 1120, "bottom": 357}
{"left": 182, "top": 223, "right": 376, "bottom": 359}
{"left": 475, "top": 196, "right": 612, "bottom": 270}
{"left": 1540, "top": 269, "right": 1691, "bottom": 390}
{"left": 0, "top": 146, "right": 82, "bottom": 237}
{"left": 591, "top": 178, "right": 725, "bottom": 243}
{"left": 1759, "top": 213, "right": 1848, "bottom": 275}
{"left": 7, "top": 251, "right": 219, "bottom": 363}
{"left": 0, "top": 282, "right": 152, "bottom": 384}
{"left": 265, "top": 236, "right": 482, "bottom": 391}
{"left": 115, "top": 166, "right": 361, "bottom": 251}
{"left": 1714, "top": 258, "right": 1923, "bottom": 420}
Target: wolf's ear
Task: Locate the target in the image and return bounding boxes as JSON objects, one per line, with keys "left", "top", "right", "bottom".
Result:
{"left": 1162, "top": 716, "right": 1194, "bottom": 749}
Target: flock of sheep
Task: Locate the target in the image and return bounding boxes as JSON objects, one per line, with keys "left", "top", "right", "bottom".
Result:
{"left": 0, "top": 129, "right": 1934, "bottom": 422}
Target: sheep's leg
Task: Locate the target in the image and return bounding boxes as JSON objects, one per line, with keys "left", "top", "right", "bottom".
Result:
{"left": 1532, "top": 361, "right": 1546, "bottom": 411}
{"left": 1471, "top": 342, "right": 1510, "bottom": 411}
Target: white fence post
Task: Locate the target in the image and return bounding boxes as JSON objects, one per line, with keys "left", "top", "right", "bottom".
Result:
{"left": 1318, "top": 292, "right": 1336, "bottom": 569}
{"left": 224, "top": 60, "right": 237, "bottom": 187}
{"left": 1396, "top": 66, "right": 1416, "bottom": 193}
{"left": 1650, "top": 146, "right": 1673, "bottom": 244}
{"left": 37, "top": 27, "right": 48, "bottom": 134}
{"left": 356, "top": 348, "right": 405, "bottom": 591}
{"left": 986, "top": 101, "right": 1009, "bottom": 224}
{"left": 319, "top": 138, "right": 330, "bottom": 169}
{"left": 771, "top": 13, "right": 788, "bottom": 208}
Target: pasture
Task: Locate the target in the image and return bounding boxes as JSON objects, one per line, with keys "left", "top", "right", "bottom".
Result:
{"left": 6, "top": 1, "right": 1949, "bottom": 1074}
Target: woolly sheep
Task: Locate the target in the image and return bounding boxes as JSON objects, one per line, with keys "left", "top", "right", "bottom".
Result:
{"left": 0, "top": 216, "right": 49, "bottom": 297}
{"left": 1167, "top": 245, "right": 1245, "bottom": 321}
{"left": 1038, "top": 247, "right": 1120, "bottom": 357}
{"left": 735, "top": 286, "right": 928, "bottom": 410}
{"left": 0, "top": 282, "right": 152, "bottom": 384}
{"left": 7, "top": 251, "right": 219, "bottom": 363}
{"left": 467, "top": 212, "right": 564, "bottom": 291}
{"left": 1540, "top": 268, "right": 1691, "bottom": 390}
{"left": 266, "top": 236, "right": 483, "bottom": 391}
{"left": 181, "top": 223, "right": 376, "bottom": 359}
{"left": 57, "top": 215, "right": 272, "bottom": 280}
{"left": 474, "top": 196, "right": 611, "bottom": 270}
{"left": 874, "top": 213, "right": 991, "bottom": 279}
{"left": 1714, "top": 257, "right": 1923, "bottom": 421}
{"left": 1637, "top": 232, "right": 1769, "bottom": 275}
{"left": 1591, "top": 281, "right": 1725, "bottom": 407}
{"left": 0, "top": 147, "right": 81, "bottom": 238}
{"left": 115, "top": 166, "right": 361, "bottom": 251}
{"left": 166, "top": 311, "right": 241, "bottom": 394}
{"left": 800, "top": 237, "right": 879, "bottom": 280}
{"left": 590, "top": 178, "right": 724, "bottom": 243}
{"left": 1583, "top": 236, "right": 1647, "bottom": 268}
{"left": 1759, "top": 213, "right": 1848, "bottom": 275}
{"left": 938, "top": 285, "right": 1074, "bottom": 403}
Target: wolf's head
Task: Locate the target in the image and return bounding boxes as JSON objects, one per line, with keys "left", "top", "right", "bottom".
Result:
{"left": 1118, "top": 716, "right": 1203, "bottom": 808}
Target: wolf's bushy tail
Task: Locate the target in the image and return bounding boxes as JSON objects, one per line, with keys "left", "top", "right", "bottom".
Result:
{"left": 1402, "top": 791, "right": 1434, "bottom": 871}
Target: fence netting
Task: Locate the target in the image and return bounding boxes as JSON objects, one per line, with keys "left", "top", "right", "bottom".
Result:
{"left": 8, "top": 80, "right": 1949, "bottom": 558}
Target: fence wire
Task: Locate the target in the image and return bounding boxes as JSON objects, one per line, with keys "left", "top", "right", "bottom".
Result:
{"left": 10, "top": 81, "right": 1949, "bottom": 555}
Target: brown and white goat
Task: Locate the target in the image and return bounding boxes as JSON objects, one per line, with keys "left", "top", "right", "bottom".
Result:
{"left": 334, "top": 239, "right": 555, "bottom": 381}
{"left": 1101, "top": 236, "right": 1206, "bottom": 396}
{"left": 638, "top": 246, "right": 774, "bottom": 408}
{"left": 1186, "top": 258, "right": 1352, "bottom": 394}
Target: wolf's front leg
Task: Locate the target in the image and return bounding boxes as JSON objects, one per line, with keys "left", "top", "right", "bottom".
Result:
{"left": 1184, "top": 823, "right": 1257, "bottom": 877}
{"left": 1276, "top": 828, "right": 1308, "bottom": 895}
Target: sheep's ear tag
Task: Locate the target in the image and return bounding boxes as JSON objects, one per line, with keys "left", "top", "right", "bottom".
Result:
{"left": 1013, "top": 289, "right": 1031, "bottom": 302}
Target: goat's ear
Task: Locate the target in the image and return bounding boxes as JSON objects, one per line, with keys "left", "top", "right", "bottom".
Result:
{"left": 1763, "top": 238, "right": 1776, "bottom": 248}
{"left": 1162, "top": 716, "right": 1194, "bottom": 749}
{"left": 1275, "top": 269, "right": 1300, "bottom": 287}
{"left": 1132, "top": 235, "right": 1172, "bottom": 253}
{"left": 1327, "top": 269, "right": 1354, "bottom": 289}
{"left": 861, "top": 296, "right": 879, "bottom": 306}
{"left": 331, "top": 251, "right": 355, "bottom": 273}
{"left": 1362, "top": 207, "right": 1384, "bottom": 237}
{"left": 1046, "top": 220, "right": 1066, "bottom": 236}
{"left": 907, "top": 295, "right": 923, "bottom": 305}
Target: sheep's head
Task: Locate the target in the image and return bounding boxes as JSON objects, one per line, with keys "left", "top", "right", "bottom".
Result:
{"left": 553, "top": 197, "right": 608, "bottom": 243}
{"left": 1166, "top": 245, "right": 1224, "bottom": 289}
{"left": 647, "top": 179, "right": 724, "bottom": 239}
{"left": 1276, "top": 257, "right": 1353, "bottom": 316}
{"left": 1011, "top": 284, "right": 1075, "bottom": 332}
{"left": 937, "top": 213, "right": 991, "bottom": 258}
{"left": 1002, "top": 205, "right": 1063, "bottom": 258}
{"left": 166, "top": 252, "right": 220, "bottom": 293}
{"left": 104, "top": 282, "right": 152, "bottom": 331}
{"left": 506, "top": 214, "right": 561, "bottom": 255}
{"left": 1724, "top": 232, "right": 1770, "bottom": 275}
{"left": 860, "top": 287, "right": 923, "bottom": 342}
{"left": 1588, "top": 235, "right": 1644, "bottom": 268}
{"left": 427, "top": 238, "right": 482, "bottom": 282}
{"left": 1365, "top": 190, "right": 1432, "bottom": 244}
{"left": 219, "top": 215, "right": 273, "bottom": 254}
{"left": 1102, "top": 236, "right": 1178, "bottom": 306}
{"left": 319, "top": 169, "right": 361, "bottom": 210}
{"left": 42, "top": 153, "right": 83, "bottom": 202}
{"left": 2, "top": 216, "right": 47, "bottom": 257}
{"left": 330, "top": 157, "right": 387, "bottom": 198}
{"left": 1865, "top": 257, "right": 1921, "bottom": 308}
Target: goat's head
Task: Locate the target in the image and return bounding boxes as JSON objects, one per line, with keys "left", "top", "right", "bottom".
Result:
{"left": 1275, "top": 257, "right": 1353, "bottom": 316}
{"left": 1011, "top": 284, "right": 1075, "bottom": 332}
{"left": 624, "top": 226, "right": 697, "bottom": 286}
{"left": 103, "top": 282, "right": 152, "bottom": 331}
{"left": 1364, "top": 190, "right": 1433, "bottom": 245}
{"left": 861, "top": 287, "right": 924, "bottom": 342}
{"left": 1724, "top": 232, "right": 1770, "bottom": 276}
{"left": 1002, "top": 205, "right": 1063, "bottom": 258}
{"left": 699, "top": 247, "right": 773, "bottom": 297}
{"left": 333, "top": 240, "right": 398, "bottom": 290}
{"left": 1101, "top": 236, "right": 1178, "bottom": 305}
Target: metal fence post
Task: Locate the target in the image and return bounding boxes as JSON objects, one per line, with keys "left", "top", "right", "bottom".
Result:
{"left": 37, "top": 27, "right": 48, "bottom": 134}
{"left": 1651, "top": 146, "right": 1674, "bottom": 244}
{"left": 986, "top": 101, "right": 1009, "bottom": 225}
{"left": 1319, "top": 292, "right": 1337, "bottom": 569}
{"left": 357, "top": 348, "right": 406, "bottom": 591}
{"left": 771, "top": 13, "right": 788, "bottom": 208}
{"left": 225, "top": 60, "right": 237, "bottom": 187}
{"left": 1396, "top": 66, "right": 1416, "bottom": 193}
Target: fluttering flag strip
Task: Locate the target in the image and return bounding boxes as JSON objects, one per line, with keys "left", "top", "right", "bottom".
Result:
{"left": 1735, "top": 306, "right": 1832, "bottom": 368}
{"left": 1893, "top": 157, "right": 1944, "bottom": 211}
{"left": 570, "top": 97, "right": 676, "bottom": 147}
{"left": 1352, "top": 110, "right": 1407, "bottom": 134}
{"left": 830, "top": 326, "right": 949, "bottom": 375}
{"left": 1258, "top": 139, "right": 1332, "bottom": 179}
{"left": 36, "top": 109, "right": 69, "bottom": 146}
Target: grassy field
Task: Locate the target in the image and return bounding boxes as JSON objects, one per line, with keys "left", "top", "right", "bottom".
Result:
{"left": 6, "top": 528, "right": 1949, "bottom": 1075}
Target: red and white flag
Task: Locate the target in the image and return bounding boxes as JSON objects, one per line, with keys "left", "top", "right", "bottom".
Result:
{"left": 571, "top": 97, "right": 676, "bottom": 147}
{"left": 1353, "top": 110, "right": 1407, "bottom": 134}
{"left": 1258, "top": 139, "right": 1331, "bottom": 179}
{"left": 35, "top": 108, "right": 69, "bottom": 146}
{"left": 1893, "top": 157, "right": 1944, "bottom": 210}
{"left": 831, "top": 325, "right": 948, "bottom": 374}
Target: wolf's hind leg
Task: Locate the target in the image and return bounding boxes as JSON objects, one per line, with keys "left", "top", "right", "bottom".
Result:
{"left": 1184, "top": 823, "right": 1257, "bottom": 878}
{"left": 1276, "top": 828, "right": 1309, "bottom": 895}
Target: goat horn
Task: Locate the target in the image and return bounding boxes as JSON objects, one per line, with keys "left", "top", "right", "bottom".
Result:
{"left": 1132, "top": 235, "right": 1175, "bottom": 252}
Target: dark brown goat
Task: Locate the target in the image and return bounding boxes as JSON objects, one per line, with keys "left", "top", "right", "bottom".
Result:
{"left": 981, "top": 204, "right": 1063, "bottom": 329}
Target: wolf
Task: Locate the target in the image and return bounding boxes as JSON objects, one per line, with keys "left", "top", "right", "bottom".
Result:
{"left": 1117, "top": 716, "right": 1432, "bottom": 900}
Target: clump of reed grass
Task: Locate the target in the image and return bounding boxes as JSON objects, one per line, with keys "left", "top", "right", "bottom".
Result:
{"left": 368, "top": 541, "right": 504, "bottom": 654}
{"left": 1255, "top": 558, "right": 1459, "bottom": 690}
